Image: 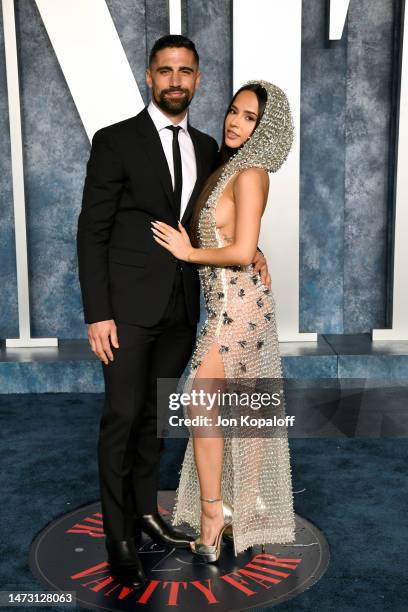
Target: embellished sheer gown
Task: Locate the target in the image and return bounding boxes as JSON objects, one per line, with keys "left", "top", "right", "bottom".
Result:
{"left": 172, "top": 81, "right": 297, "bottom": 554}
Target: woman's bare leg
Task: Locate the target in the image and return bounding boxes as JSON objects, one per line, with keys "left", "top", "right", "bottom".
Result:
{"left": 191, "top": 343, "right": 226, "bottom": 546}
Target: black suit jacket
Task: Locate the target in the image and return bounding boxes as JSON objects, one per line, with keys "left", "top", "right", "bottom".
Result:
{"left": 77, "top": 107, "right": 219, "bottom": 327}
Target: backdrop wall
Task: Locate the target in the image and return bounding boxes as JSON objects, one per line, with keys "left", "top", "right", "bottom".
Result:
{"left": 0, "top": 0, "right": 402, "bottom": 339}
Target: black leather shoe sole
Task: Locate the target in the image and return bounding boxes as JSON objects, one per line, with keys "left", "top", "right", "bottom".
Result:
{"left": 141, "top": 529, "right": 193, "bottom": 549}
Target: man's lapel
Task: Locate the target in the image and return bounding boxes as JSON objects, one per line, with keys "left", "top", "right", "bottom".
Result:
{"left": 181, "top": 126, "right": 204, "bottom": 225}
{"left": 136, "top": 108, "right": 177, "bottom": 216}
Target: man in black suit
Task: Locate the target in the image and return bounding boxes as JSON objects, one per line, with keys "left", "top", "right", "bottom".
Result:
{"left": 77, "top": 35, "right": 269, "bottom": 587}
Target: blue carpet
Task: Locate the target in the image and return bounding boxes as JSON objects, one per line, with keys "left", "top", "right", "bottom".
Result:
{"left": 0, "top": 393, "right": 406, "bottom": 611}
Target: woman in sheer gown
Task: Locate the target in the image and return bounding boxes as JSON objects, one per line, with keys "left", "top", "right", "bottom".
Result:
{"left": 151, "top": 80, "right": 296, "bottom": 560}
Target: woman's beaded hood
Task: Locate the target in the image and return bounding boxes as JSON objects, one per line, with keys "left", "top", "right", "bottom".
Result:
{"left": 223, "top": 79, "right": 294, "bottom": 176}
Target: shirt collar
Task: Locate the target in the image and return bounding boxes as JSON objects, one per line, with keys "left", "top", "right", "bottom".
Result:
{"left": 147, "top": 100, "right": 189, "bottom": 134}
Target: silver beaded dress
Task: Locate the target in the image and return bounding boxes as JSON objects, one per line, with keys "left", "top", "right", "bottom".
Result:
{"left": 172, "top": 81, "right": 296, "bottom": 554}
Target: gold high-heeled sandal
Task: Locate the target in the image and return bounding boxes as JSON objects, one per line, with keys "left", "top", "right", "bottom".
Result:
{"left": 222, "top": 523, "right": 266, "bottom": 553}
{"left": 191, "top": 497, "right": 233, "bottom": 563}
{"left": 222, "top": 495, "right": 266, "bottom": 544}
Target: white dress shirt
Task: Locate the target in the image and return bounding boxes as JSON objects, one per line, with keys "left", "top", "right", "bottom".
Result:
{"left": 147, "top": 100, "right": 197, "bottom": 220}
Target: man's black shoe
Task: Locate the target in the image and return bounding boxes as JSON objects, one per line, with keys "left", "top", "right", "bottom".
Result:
{"left": 135, "top": 512, "right": 194, "bottom": 548}
{"left": 106, "top": 537, "right": 147, "bottom": 588}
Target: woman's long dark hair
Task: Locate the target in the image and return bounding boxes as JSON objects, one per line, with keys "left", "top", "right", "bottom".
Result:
{"left": 189, "top": 83, "right": 267, "bottom": 247}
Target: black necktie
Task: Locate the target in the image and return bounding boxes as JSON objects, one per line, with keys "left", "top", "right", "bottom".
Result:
{"left": 166, "top": 125, "right": 183, "bottom": 217}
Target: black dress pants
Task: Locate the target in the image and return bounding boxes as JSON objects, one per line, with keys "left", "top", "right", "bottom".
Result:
{"left": 98, "top": 268, "right": 196, "bottom": 541}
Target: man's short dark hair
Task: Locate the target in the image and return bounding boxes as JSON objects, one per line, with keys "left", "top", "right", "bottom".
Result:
{"left": 149, "top": 35, "right": 199, "bottom": 66}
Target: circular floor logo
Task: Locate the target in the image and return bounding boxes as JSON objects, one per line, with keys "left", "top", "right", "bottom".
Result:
{"left": 29, "top": 492, "right": 329, "bottom": 611}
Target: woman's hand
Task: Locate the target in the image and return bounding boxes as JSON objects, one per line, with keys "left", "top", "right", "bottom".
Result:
{"left": 252, "top": 250, "right": 272, "bottom": 289}
{"left": 151, "top": 220, "right": 194, "bottom": 262}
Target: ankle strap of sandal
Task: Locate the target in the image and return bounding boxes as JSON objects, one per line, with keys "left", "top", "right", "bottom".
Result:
{"left": 200, "top": 497, "right": 222, "bottom": 503}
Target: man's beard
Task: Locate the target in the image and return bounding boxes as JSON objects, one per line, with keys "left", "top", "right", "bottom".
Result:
{"left": 155, "top": 88, "right": 191, "bottom": 115}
